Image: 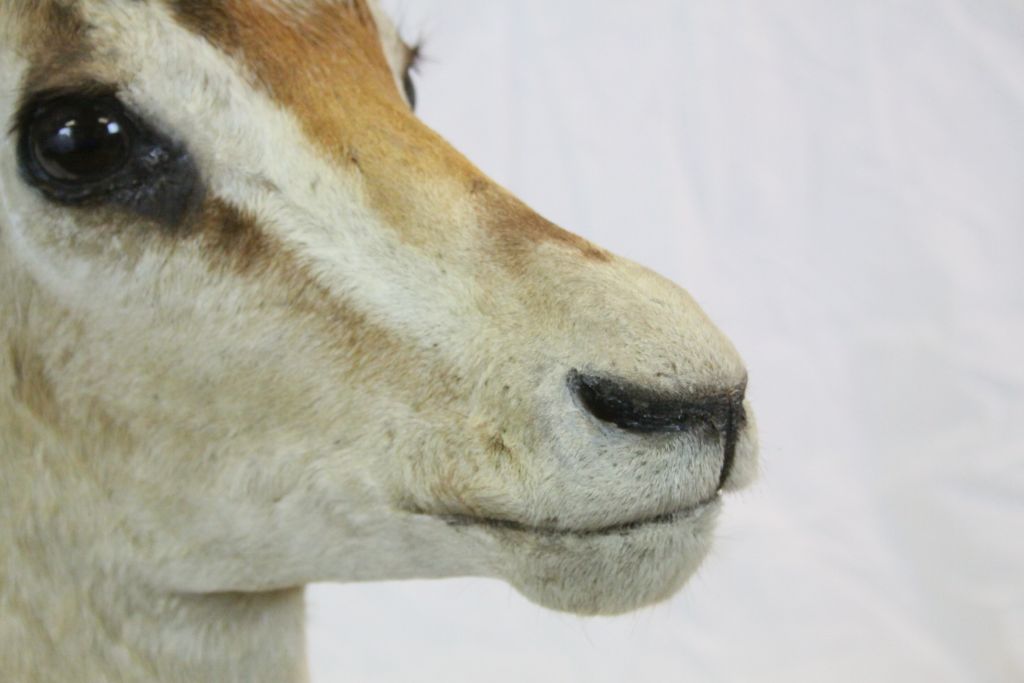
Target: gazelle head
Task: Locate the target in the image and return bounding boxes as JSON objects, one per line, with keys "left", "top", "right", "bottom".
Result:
{"left": 0, "top": 0, "right": 756, "bottom": 616}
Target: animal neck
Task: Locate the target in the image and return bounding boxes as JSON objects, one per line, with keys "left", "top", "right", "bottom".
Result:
{"left": 0, "top": 568, "right": 309, "bottom": 683}
{"left": 0, "top": 361, "right": 310, "bottom": 683}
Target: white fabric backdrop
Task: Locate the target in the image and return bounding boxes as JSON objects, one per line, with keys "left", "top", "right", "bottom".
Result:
{"left": 308, "top": 1, "right": 1024, "bottom": 681}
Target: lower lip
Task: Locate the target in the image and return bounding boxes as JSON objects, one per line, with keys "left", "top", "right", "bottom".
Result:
{"left": 441, "top": 494, "right": 721, "bottom": 537}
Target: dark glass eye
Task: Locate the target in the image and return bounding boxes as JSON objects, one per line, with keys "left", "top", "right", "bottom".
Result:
{"left": 29, "top": 98, "right": 132, "bottom": 183}
{"left": 403, "top": 70, "right": 417, "bottom": 111}
{"left": 16, "top": 89, "right": 200, "bottom": 224}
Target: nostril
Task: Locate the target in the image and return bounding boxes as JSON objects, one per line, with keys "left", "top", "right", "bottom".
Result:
{"left": 568, "top": 370, "right": 746, "bottom": 488}
{"left": 569, "top": 370, "right": 745, "bottom": 433}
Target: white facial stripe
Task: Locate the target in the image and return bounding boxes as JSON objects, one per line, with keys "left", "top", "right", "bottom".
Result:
{"left": 71, "top": 1, "right": 483, "bottom": 356}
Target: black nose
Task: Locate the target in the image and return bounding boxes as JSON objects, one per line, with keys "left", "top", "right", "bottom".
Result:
{"left": 569, "top": 370, "right": 746, "bottom": 487}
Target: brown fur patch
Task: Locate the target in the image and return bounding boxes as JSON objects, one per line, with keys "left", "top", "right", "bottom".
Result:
{"left": 165, "top": 0, "right": 238, "bottom": 45}
{"left": 8, "top": 343, "right": 60, "bottom": 427}
{"left": 191, "top": 198, "right": 276, "bottom": 276}
{"left": 479, "top": 188, "right": 611, "bottom": 266}
{"left": 6, "top": 2, "right": 100, "bottom": 93}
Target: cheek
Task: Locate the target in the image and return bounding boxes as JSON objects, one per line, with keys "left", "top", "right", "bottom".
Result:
{"left": 6, "top": 228, "right": 292, "bottom": 425}
{"left": 0, "top": 142, "right": 165, "bottom": 293}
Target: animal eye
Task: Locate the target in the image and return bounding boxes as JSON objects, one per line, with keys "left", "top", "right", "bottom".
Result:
{"left": 403, "top": 70, "right": 417, "bottom": 111}
{"left": 16, "top": 89, "right": 200, "bottom": 225}
{"left": 27, "top": 96, "right": 133, "bottom": 183}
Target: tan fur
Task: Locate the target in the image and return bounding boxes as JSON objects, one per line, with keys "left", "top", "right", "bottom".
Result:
{"left": 0, "top": 2, "right": 758, "bottom": 681}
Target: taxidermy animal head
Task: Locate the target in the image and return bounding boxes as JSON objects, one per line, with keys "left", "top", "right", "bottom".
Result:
{"left": 0, "top": 2, "right": 757, "bottom": 681}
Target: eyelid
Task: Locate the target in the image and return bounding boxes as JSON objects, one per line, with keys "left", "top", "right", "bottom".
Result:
{"left": 10, "top": 82, "right": 119, "bottom": 137}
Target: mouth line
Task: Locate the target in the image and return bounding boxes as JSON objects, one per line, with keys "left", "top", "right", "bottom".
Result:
{"left": 438, "top": 493, "right": 720, "bottom": 538}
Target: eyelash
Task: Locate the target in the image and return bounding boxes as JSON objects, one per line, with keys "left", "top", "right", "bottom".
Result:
{"left": 405, "top": 42, "right": 423, "bottom": 72}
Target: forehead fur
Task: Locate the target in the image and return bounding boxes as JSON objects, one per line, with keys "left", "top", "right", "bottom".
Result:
{"left": 168, "top": 0, "right": 392, "bottom": 77}
{"left": 2, "top": 2, "right": 90, "bottom": 92}
{"left": 168, "top": 0, "right": 404, "bottom": 124}
{"left": 5, "top": 0, "right": 400, "bottom": 84}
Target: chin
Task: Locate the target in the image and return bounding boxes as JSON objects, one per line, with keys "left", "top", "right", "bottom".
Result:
{"left": 470, "top": 497, "right": 722, "bottom": 616}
